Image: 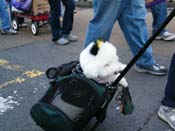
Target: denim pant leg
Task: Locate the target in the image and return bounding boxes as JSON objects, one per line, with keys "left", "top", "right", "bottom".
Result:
{"left": 118, "top": 0, "right": 155, "bottom": 67}
{"left": 61, "top": 0, "right": 75, "bottom": 35}
{"left": 162, "top": 53, "right": 175, "bottom": 107}
{"left": 84, "top": 0, "right": 122, "bottom": 47}
{"left": 151, "top": 1, "right": 167, "bottom": 35}
{"left": 0, "top": 0, "right": 11, "bottom": 30}
{"left": 48, "top": 0, "right": 61, "bottom": 42}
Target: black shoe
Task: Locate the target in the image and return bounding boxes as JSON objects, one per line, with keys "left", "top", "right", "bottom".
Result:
{"left": 1, "top": 29, "right": 18, "bottom": 35}
{"left": 134, "top": 63, "right": 167, "bottom": 76}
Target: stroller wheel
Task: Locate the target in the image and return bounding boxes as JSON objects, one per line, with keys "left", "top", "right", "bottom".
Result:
{"left": 31, "top": 22, "right": 39, "bottom": 35}
{"left": 12, "top": 18, "right": 19, "bottom": 31}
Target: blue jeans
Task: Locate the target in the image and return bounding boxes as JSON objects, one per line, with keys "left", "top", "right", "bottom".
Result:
{"left": 151, "top": 1, "right": 167, "bottom": 35}
{"left": 162, "top": 53, "right": 175, "bottom": 107}
{"left": 48, "top": 0, "right": 75, "bottom": 42}
{"left": 0, "top": 0, "right": 11, "bottom": 31}
{"left": 85, "top": 0, "right": 155, "bottom": 67}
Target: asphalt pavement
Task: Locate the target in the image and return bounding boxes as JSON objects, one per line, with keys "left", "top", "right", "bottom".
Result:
{"left": 0, "top": 8, "right": 175, "bottom": 131}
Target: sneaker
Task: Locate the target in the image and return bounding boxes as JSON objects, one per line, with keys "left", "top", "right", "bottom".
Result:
{"left": 134, "top": 63, "right": 167, "bottom": 76}
{"left": 63, "top": 33, "right": 78, "bottom": 42}
{"left": 54, "top": 37, "right": 69, "bottom": 45}
{"left": 156, "top": 31, "right": 175, "bottom": 41}
{"left": 158, "top": 105, "right": 175, "bottom": 130}
{"left": 1, "top": 28, "right": 18, "bottom": 35}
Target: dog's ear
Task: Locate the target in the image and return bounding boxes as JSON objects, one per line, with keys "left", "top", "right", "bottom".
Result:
{"left": 90, "top": 39, "right": 105, "bottom": 56}
{"left": 90, "top": 41, "right": 99, "bottom": 56}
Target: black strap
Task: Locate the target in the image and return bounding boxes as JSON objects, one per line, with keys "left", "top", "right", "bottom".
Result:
{"left": 91, "top": 89, "right": 115, "bottom": 130}
{"left": 112, "top": 8, "right": 175, "bottom": 87}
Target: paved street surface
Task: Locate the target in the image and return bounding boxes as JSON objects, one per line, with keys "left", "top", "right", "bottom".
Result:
{"left": 0, "top": 8, "right": 175, "bottom": 131}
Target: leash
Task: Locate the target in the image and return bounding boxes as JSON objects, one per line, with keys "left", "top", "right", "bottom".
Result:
{"left": 91, "top": 8, "right": 175, "bottom": 131}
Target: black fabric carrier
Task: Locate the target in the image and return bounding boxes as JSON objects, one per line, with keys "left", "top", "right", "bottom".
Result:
{"left": 30, "top": 62, "right": 109, "bottom": 131}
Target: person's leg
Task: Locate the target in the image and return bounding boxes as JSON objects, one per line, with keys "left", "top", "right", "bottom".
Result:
{"left": 151, "top": 1, "right": 167, "bottom": 35}
{"left": 0, "top": 0, "right": 17, "bottom": 34}
{"left": 151, "top": 1, "right": 175, "bottom": 41}
{"left": 48, "top": 0, "right": 62, "bottom": 42}
{"left": 118, "top": 0, "right": 155, "bottom": 67}
{"left": 157, "top": 53, "right": 175, "bottom": 130}
{"left": 84, "top": 0, "right": 122, "bottom": 47}
{"left": 61, "top": 0, "right": 75, "bottom": 35}
{"left": 61, "top": 0, "right": 78, "bottom": 41}
{"left": 0, "top": 0, "right": 11, "bottom": 31}
{"left": 118, "top": 0, "right": 167, "bottom": 75}
{"left": 162, "top": 53, "right": 175, "bottom": 107}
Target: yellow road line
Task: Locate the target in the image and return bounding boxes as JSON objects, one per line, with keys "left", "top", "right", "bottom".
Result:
{"left": 0, "top": 59, "right": 8, "bottom": 65}
{"left": 0, "top": 70, "right": 44, "bottom": 89}
{"left": 0, "top": 59, "right": 45, "bottom": 89}
{"left": 0, "top": 77, "right": 26, "bottom": 89}
{"left": 23, "top": 70, "right": 44, "bottom": 78}
{"left": 0, "top": 59, "right": 23, "bottom": 71}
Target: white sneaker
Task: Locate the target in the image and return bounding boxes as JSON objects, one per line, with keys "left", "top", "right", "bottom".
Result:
{"left": 158, "top": 105, "right": 175, "bottom": 130}
{"left": 63, "top": 33, "right": 78, "bottom": 42}
{"left": 55, "top": 37, "right": 69, "bottom": 45}
{"left": 1, "top": 28, "right": 18, "bottom": 35}
{"left": 156, "top": 31, "right": 175, "bottom": 41}
{"left": 134, "top": 64, "right": 167, "bottom": 76}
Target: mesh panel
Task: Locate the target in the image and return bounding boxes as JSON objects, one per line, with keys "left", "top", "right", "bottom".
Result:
{"left": 50, "top": 76, "right": 98, "bottom": 120}
{"left": 59, "top": 77, "right": 97, "bottom": 108}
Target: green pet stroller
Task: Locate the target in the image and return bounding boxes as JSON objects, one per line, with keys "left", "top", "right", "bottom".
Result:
{"left": 30, "top": 60, "right": 134, "bottom": 131}
{"left": 30, "top": 8, "right": 175, "bottom": 131}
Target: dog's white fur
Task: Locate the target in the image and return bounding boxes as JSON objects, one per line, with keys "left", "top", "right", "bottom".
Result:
{"left": 80, "top": 41, "right": 128, "bottom": 87}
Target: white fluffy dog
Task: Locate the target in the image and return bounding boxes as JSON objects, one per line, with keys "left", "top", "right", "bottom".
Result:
{"left": 79, "top": 39, "right": 128, "bottom": 87}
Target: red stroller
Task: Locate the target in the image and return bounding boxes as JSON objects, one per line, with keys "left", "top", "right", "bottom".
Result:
{"left": 11, "top": 0, "right": 49, "bottom": 35}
